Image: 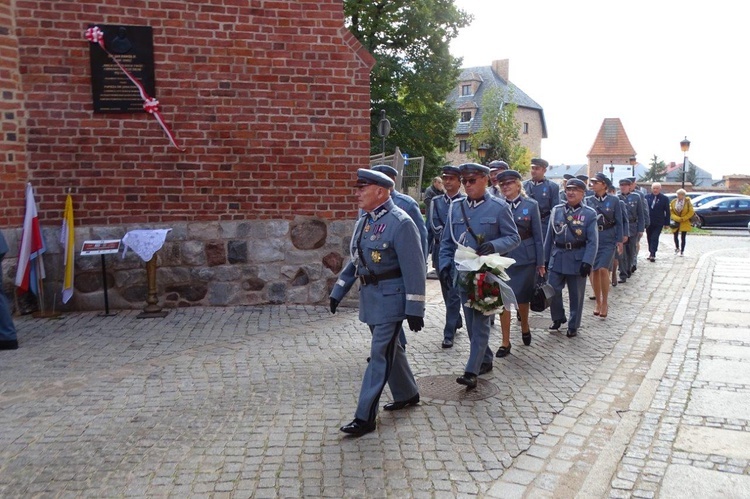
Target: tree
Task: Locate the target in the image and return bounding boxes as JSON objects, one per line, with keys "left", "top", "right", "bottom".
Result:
{"left": 345, "top": 0, "right": 471, "bottom": 172}
{"left": 467, "top": 87, "right": 530, "bottom": 174}
{"left": 639, "top": 154, "right": 667, "bottom": 182}
{"left": 686, "top": 162, "right": 699, "bottom": 186}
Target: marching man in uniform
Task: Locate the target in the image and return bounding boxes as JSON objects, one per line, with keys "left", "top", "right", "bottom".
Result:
{"left": 428, "top": 165, "right": 465, "bottom": 349}
{"left": 439, "top": 163, "right": 520, "bottom": 389}
{"left": 330, "top": 169, "right": 426, "bottom": 437}
{"left": 544, "top": 178, "right": 599, "bottom": 338}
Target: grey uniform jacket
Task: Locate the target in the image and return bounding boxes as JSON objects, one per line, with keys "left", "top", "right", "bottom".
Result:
{"left": 620, "top": 192, "right": 646, "bottom": 237}
{"left": 523, "top": 178, "right": 560, "bottom": 224}
{"left": 331, "top": 199, "right": 426, "bottom": 325}
{"left": 428, "top": 192, "right": 465, "bottom": 267}
{"left": 391, "top": 190, "right": 428, "bottom": 261}
{"left": 438, "top": 193, "right": 520, "bottom": 273}
{"left": 544, "top": 203, "right": 599, "bottom": 275}
{"left": 506, "top": 197, "right": 544, "bottom": 267}
{"left": 634, "top": 189, "right": 650, "bottom": 228}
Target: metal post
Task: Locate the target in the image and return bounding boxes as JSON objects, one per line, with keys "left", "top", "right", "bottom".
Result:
{"left": 682, "top": 155, "right": 687, "bottom": 189}
{"left": 101, "top": 254, "right": 110, "bottom": 315}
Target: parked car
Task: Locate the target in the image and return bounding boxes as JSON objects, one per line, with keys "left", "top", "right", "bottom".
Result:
{"left": 665, "top": 191, "right": 706, "bottom": 202}
{"left": 691, "top": 193, "right": 750, "bottom": 208}
{"left": 693, "top": 197, "right": 750, "bottom": 228}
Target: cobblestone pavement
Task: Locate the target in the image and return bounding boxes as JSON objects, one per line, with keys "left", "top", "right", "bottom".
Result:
{"left": 0, "top": 233, "right": 748, "bottom": 498}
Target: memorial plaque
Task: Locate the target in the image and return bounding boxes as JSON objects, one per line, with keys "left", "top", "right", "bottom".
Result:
{"left": 89, "top": 24, "right": 156, "bottom": 113}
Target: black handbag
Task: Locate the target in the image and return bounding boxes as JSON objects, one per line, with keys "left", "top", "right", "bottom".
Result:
{"left": 530, "top": 277, "right": 554, "bottom": 312}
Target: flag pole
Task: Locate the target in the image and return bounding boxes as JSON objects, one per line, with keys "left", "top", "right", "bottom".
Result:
{"left": 35, "top": 255, "right": 46, "bottom": 315}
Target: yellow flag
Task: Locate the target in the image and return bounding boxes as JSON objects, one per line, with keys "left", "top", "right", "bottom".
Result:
{"left": 60, "top": 194, "right": 75, "bottom": 304}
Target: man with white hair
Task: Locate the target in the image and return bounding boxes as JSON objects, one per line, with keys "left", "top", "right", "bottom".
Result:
{"left": 644, "top": 182, "right": 671, "bottom": 261}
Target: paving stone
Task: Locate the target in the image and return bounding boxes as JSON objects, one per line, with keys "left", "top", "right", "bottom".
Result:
{"left": 661, "top": 464, "right": 750, "bottom": 498}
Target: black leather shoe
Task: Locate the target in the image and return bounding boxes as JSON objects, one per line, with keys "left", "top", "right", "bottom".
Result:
{"left": 522, "top": 331, "right": 532, "bottom": 346}
{"left": 549, "top": 319, "right": 566, "bottom": 331}
{"left": 631, "top": 265, "right": 637, "bottom": 273}
{"left": 457, "top": 320, "right": 463, "bottom": 330}
{"left": 479, "top": 362, "right": 493, "bottom": 374}
{"left": 588, "top": 295, "right": 596, "bottom": 300}
{"left": 495, "top": 344, "right": 511, "bottom": 358}
{"left": 340, "top": 419, "right": 376, "bottom": 436}
{"left": 441, "top": 339, "right": 453, "bottom": 348}
{"left": 456, "top": 372, "right": 477, "bottom": 389}
{"left": 618, "top": 277, "right": 627, "bottom": 284}
{"left": 566, "top": 328, "right": 578, "bottom": 338}
{"left": 384, "top": 394, "right": 420, "bottom": 411}
{"left": 0, "top": 339, "right": 19, "bottom": 350}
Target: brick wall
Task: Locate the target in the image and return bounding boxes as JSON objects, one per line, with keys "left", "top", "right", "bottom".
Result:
{"left": 9, "top": 0, "right": 373, "bottom": 227}
{"left": 1, "top": 1, "right": 374, "bottom": 311}
{"left": 0, "top": 2, "right": 27, "bottom": 226}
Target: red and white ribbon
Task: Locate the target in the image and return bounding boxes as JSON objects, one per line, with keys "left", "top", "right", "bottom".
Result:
{"left": 85, "top": 26, "right": 185, "bottom": 151}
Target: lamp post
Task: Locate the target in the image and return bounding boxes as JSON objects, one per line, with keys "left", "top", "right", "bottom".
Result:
{"left": 477, "top": 144, "right": 489, "bottom": 165}
{"left": 609, "top": 161, "right": 615, "bottom": 182}
{"left": 629, "top": 156, "right": 637, "bottom": 177}
{"left": 680, "top": 136, "right": 691, "bottom": 189}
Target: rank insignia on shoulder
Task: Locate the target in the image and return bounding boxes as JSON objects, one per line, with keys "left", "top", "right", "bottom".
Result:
{"left": 371, "top": 250, "right": 381, "bottom": 263}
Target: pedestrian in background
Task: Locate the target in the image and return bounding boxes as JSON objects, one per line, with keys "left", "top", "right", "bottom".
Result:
{"left": 670, "top": 189, "right": 694, "bottom": 256}
{"left": 645, "top": 182, "right": 671, "bottom": 261}
{"left": 495, "top": 169, "right": 544, "bottom": 356}
{"left": 523, "top": 158, "right": 559, "bottom": 234}
{"left": 428, "top": 166, "right": 465, "bottom": 349}
{"left": 424, "top": 175, "right": 445, "bottom": 263}
{"left": 584, "top": 173, "right": 623, "bottom": 318}
{"left": 330, "top": 169, "right": 425, "bottom": 437}
{"left": 0, "top": 229, "right": 18, "bottom": 350}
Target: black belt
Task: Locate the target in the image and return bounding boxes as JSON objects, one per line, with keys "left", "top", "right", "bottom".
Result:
{"left": 598, "top": 220, "right": 616, "bottom": 231}
{"left": 519, "top": 231, "right": 533, "bottom": 240}
{"left": 358, "top": 268, "right": 402, "bottom": 286}
{"left": 555, "top": 241, "right": 586, "bottom": 250}
{"left": 540, "top": 210, "right": 551, "bottom": 219}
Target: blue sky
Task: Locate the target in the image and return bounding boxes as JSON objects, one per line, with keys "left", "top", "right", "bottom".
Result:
{"left": 450, "top": 0, "right": 747, "bottom": 179}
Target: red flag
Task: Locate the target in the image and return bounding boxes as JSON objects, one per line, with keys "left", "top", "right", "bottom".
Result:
{"left": 15, "top": 183, "right": 46, "bottom": 294}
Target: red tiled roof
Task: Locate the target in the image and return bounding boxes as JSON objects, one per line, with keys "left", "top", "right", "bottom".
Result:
{"left": 587, "top": 118, "right": 636, "bottom": 157}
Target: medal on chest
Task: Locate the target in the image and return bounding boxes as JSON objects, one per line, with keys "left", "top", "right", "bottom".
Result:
{"left": 371, "top": 250, "right": 381, "bottom": 263}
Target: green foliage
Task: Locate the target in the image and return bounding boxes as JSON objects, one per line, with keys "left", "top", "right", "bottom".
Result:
{"left": 345, "top": 0, "right": 471, "bottom": 169}
{"left": 467, "top": 87, "right": 530, "bottom": 174}
{"left": 640, "top": 154, "right": 668, "bottom": 182}
{"left": 741, "top": 184, "right": 750, "bottom": 196}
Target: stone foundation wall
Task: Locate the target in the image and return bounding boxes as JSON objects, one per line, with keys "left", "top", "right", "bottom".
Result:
{"left": 1, "top": 218, "right": 357, "bottom": 313}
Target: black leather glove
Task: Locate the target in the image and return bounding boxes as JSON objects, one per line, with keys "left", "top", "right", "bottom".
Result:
{"left": 579, "top": 262, "right": 592, "bottom": 278}
{"left": 406, "top": 315, "right": 424, "bottom": 332}
{"left": 476, "top": 242, "right": 495, "bottom": 256}
{"left": 329, "top": 297, "right": 339, "bottom": 314}
{"left": 439, "top": 267, "right": 452, "bottom": 287}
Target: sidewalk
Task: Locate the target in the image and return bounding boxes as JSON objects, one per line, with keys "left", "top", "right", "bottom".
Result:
{"left": 0, "top": 234, "right": 748, "bottom": 497}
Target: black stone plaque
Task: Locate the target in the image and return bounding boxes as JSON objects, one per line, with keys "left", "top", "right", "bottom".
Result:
{"left": 89, "top": 25, "right": 156, "bottom": 113}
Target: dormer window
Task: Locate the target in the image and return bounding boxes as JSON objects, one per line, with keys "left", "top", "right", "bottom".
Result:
{"left": 461, "top": 84, "right": 472, "bottom": 96}
{"left": 460, "top": 111, "right": 472, "bottom": 123}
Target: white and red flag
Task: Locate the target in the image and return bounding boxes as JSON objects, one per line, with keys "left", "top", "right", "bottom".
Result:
{"left": 15, "top": 183, "right": 46, "bottom": 295}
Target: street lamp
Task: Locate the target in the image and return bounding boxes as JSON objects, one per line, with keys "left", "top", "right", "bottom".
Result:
{"left": 629, "top": 156, "right": 637, "bottom": 177}
{"left": 608, "top": 161, "right": 615, "bottom": 182}
{"left": 680, "top": 136, "right": 691, "bottom": 189}
{"left": 477, "top": 144, "right": 489, "bottom": 165}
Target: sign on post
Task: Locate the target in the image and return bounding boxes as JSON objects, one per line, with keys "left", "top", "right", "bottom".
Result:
{"left": 81, "top": 239, "right": 121, "bottom": 316}
{"left": 81, "top": 240, "right": 121, "bottom": 256}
